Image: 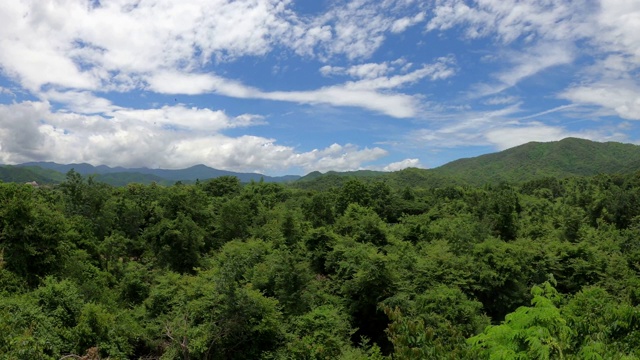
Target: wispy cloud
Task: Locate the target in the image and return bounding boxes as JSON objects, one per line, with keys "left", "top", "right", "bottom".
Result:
{"left": 408, "top": 103, "right": 631, "bottom": 151}
{"left": 145, "top": 57, "right": 456, "bottom": 118}
{"left": 560, "top": 81, "right": 640, "bottom": 120}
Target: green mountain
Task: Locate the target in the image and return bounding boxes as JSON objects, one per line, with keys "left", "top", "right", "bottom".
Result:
{"left": 295, "top": 138, "right": 640, "bottom": 189}
{"left": 434, "top": 137, "right": 640, "bottom": 185}
{"left": 0, "top": 165, "right": 66, "bottom": 184}
{"left": 4, "top": 138, "right": 640, "bottom": 187}
{"left": 16, "top": 162, "right": 301, "bottom": 184}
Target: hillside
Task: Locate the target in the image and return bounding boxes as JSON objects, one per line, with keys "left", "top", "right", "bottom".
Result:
{"left": 0, "top": 165, "right": 65, "bottom": 184}
{"left": 4, "top": 138, "right": 640, "bottom": 187}
{"left": 295, "top": 138, "right": 640, "bottom": 189}
{"left": 14, "top": 162, "right": 301, "bottom": 185}
{"left": 433, "top": 137, "right": 640, "bottom": 185}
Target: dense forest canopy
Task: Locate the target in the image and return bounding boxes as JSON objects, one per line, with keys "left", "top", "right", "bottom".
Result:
{"left": 2, "top": 168, "right": 640, "bottom": 359}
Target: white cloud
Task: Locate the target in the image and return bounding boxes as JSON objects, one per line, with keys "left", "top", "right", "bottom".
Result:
{"left": 0, "top": 0, "right": 437, "bottom": 120}
{"left": 426, "top": 0, "right": 640, "bottom": 121}
{"left": 145, "top": 69, "right": 420, "bottom": 118}
{"left": 469, "top": 41, "right": 574, "bottom": 97}
{"left": 382, "top": 158, "right": 423, "bottom": 171}
{"left": 112, "top": 106, "right": 265, "bottom": 133}
{"left": 41, "top": 90, "right": 121, "bottom": 114}
{"left": 0, "top": 87, "right": 15, "bottom": 97}
{"left": 289, "top": 0, "right": 426, "bottom": 60}
{"left": 262, "top": 86, "right": 420, "bottom": 118}
{"left": 560, "top": 81, "right": 640, "bottom": 120}
{"left": 0, "top": 101, "right": 390, "bottom": 173}
{"left": 346, "top": 63, "right": 392, "bottom": 79}
{"left": 303, "top": 144, "right": 388, "bottom": 173}
{"left": 495, "top": 42, "right": 574, "bottom": 86}
{"left": 484, "top": 123, "right": 630, "bottom": 150}
{"left": 484, "top": 124, "right": 570, "bottom": 150}
{"left": 484, "top": 95, "right": 519, "bottom": 105}
{"left": 145, "top": 57, "right": 456, "bottom": 118}
{"left": 319, "top": 58, "right": 421, "bottom": 80}
{"left": 593, "top": 0, "right": 640, "bottom": 60}
{"left": 145, "top": 71, "right": 259, "bottom": 98}
{"left": 319, "top": 65, "right": 342, "bottom": 77}
{"left": 344, "top": 56, "right": 456, "bottom": 91}
{"left": 408, "top": 102, "right": 632, "bottom": 152}
{"left": 426, "top": 0, "right": 589, "bottom": 44}
{"left": 391, "top": 12, "right": 426, "bottom": 33}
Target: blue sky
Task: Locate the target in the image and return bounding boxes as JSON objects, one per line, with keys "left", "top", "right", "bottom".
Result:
{"left": 0, "top": 0, "right": 639, "bottom": 175}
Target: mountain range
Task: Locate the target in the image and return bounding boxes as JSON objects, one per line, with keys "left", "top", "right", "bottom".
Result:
{"left": 2, "top": 138, "right": 640, "bottom": 187}
{"left": 11, "top": 162, "right": 300, "bottom": 186}
{"left": 293, "top": 137, "right": 640, "bottom": 189}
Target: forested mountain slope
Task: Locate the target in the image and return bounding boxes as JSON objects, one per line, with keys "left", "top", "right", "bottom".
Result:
{"left": 0, "top": 165, "right": 66, "bottom": 184}
{"left": 17, "top": 162, "right": 301, "bottom": 184}
{"left": 434, "top": 137, "right": 640, "bottom": 185}
{"left": 296, "top": 138, "right": 640, "bottom": 189}
{"left": 3, "top": 138, "right": 640, "bottom": 188}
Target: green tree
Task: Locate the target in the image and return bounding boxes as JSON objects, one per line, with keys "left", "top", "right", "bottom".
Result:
{"left": 304, "top": 191, "right": 336, "bottom": 227}
{"left": 468, "top": 281, "right": 571, "bottom": 360}
{"left": 201, "top": 175, "right": 242, "bottom": 198}
{"left": 336, "top": 179, "right": 371, "bottom": 215}
{"left": 0, "top": 184, "right": 72, "bottom": 285}
{"left": 144, "top": 213, "right": 205, "bottom": 273}
{"left": 334, "top": 203, "right": 388, "bottom": 247}
{"left": 385, "top": 285, "right": 488, "bottom": 359}
{"left": 282, "top": 305, "right": 355, "bottom": 359}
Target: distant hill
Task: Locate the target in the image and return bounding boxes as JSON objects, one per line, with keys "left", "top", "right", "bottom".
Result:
{"left": 17, "top": 162, "right": 301, "bottom": 184}
{"left": 294, "top": 168, "right": 462, "bottom": 190}
{"left": 433, "top": 137, "right": 640, "bottom": 185}
{"left": 4, "top": 138, "right": 640, "bottom": 187}
{"left": 294, "top": 138, "right": 640, "bottom": 189}
{"left": 0, "top": 165, "right": 65, "bottom": 185}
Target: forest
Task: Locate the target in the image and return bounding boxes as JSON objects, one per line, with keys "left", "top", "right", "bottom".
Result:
{"left": 2, "top": 168, "right": 640, "bottom": 359}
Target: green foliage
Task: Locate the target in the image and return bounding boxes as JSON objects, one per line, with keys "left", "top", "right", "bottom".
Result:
{"left": 4, "top": 163, "right": 640, "bottom": 358}
{"left": 468, "top": 281, "right": 570, "bottom": 360}
{"left": 335, "top": 203, "right": 389, "bottom": 247}
{"left": 281, "top": 305, "right": 354, "bottom": 359}
{"left": 0, "top": 165, "right": 65, "bottom": 184}
{"left": 201, "top": 175, "right": 242, "bottom": 197}
{"left": 0, "top": 294, "right": 65, "bottom": 359}
{"left": 144, "top": 212, "right": 205, "bottom": 273}
{"left": 215, "top": 197, "right": 255, "bottom": 243}
{"left": 304, "top": 191, "right": 337, "bottom": 227}
{"left": 336, "top": 179, "right": 371, "bottom": 214}
{"left": 385, "top": 285, "right": 489, "bottom": 359}
{"left": 0, "top": 183, "right": 72, "bottom": 285}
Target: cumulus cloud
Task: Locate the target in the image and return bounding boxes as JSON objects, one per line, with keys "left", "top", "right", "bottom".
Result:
{"left": 382, "top": 158, "right": 423, "bottom": 171}
{"left": 0, "top": 101, "right": 390, "bottom": 173}
{"left": 0, "top": 0, "right": 433, "bottom": 119}
{"left": 1, "top": 0, "right": 638, "bottom": 174}
{"left": 41, "top": 90, "right": 121, "bottom": 114}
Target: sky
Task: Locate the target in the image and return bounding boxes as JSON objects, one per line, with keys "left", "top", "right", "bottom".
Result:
{"left": 0, "top": 0, "right": 639, "bottom": 175}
